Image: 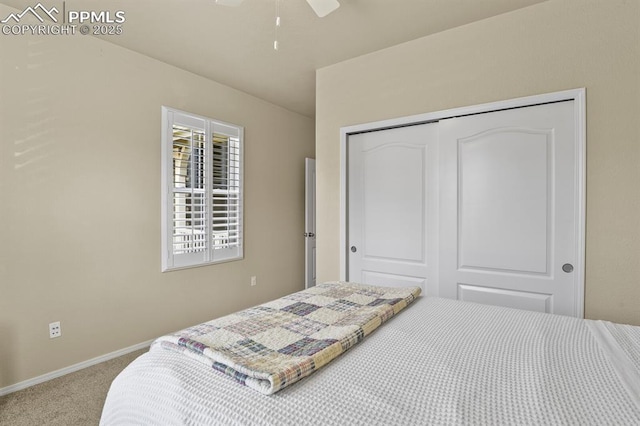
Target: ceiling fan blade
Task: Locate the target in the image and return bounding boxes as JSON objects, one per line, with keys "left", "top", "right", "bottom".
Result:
{"left": 215, "top": 0, "right": 244, "bottom": 6}
{"left": 305, "top": 0, "right": 340, "bottom": 18}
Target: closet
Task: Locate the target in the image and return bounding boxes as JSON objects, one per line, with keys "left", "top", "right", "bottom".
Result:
{"left": 342, "top": 91, "right": 585, "bottom": 316}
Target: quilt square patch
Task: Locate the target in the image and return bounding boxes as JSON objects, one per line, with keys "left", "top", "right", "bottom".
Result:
{"left": 283, "top": 292, "right": 315, "bottom": 302}
{"left": 342, "top": 293, "right": 378, "bottom": 305}
{"left": 304, "top": 307, "right": 348, "bottom": 325}
{"left": 338, "top": 327, "right": 365, "bottom": 350}
{"left": 197, "top": 328, "right": 246, "bottom": 348}
{"left": 177, "top": 337, "right": 208, "bottom": 354}
{"left": 225, "top": 318, "right": 277, "bottom": 336}
{"left": 281, "top": 317, "right": 327, "bottom": 336}
{"left": 327, "top": 299, "right": 360, "bottom": 312}
{"left": 303, "top": 295, "right": 338, "bottom": 307}
{"left": 281, "top": 302, "right": 321, "bottom": 316}
{"left": 318, "top": 287, "right": 357, "bottom": 299}
{"left": 237, "top": 306, "right": 277, "bottom": 318}
{"left": 368, "top": 297, "right": 401, "bottom": 307}
{"left": 259, "top": 310, "right": 300, "bottom": 326}
{"left": 333, "top": 310, "right": 378, "bottom": 327}
{"left": 278, "top": 337, "right": 337, "bottom": 356}
{"left": 357, "top": 288, "right": 385, "bottom": 298}
{"left": 251, "top": 327, "right": 305, "bottom": 351}
{"left": 262, "top": 298, "right": 302, "bottom": 310}
{"left": 223, "top": 338, "right": 273, "bottom": 358}
{"left": 309, "top": 324, "right": 358, "bottom": 341}
{"left": 276, "top": 357, "right": 315, "bottom": 387}
{"left": 213, "top": 361, "right": 249, "bottom": 384}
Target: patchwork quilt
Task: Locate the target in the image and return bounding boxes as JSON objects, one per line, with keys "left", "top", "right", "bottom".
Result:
{"left": 152, "top": 281, "right": 421, "bottom": 395}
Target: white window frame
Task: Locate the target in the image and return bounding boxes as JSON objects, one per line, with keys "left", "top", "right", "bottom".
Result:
{"left": 161, "top": 107, "right": 244, "bottom": 272}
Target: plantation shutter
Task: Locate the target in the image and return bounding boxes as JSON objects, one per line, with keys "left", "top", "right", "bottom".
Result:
{"left": 210, "top": 124, "right": 242, "bottom": 262}
{"left": 162, "top": 108, "right": 243, "bottom": 271}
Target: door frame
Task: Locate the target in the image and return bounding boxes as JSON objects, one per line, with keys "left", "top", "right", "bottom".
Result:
{"left": 339, "top": 88, "right": 586, "bottom": 316}
{"left": 305, "top": 158, "right": 316, "bottom": 288}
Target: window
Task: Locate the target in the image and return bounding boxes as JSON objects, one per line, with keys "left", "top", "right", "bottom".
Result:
{"left": 161, "top": 107, "right": 243, "bottom": 271}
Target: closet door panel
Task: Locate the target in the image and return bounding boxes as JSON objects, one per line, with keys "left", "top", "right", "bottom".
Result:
{"left": 439, "top": 101, "right": 579, "bottom": 316}
{"left": 347, "top": 123, "right": 438, "bottom": 291}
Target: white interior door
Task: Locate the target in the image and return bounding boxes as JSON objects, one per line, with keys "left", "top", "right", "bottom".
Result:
{"left": 347, "top": 123, "right": 438, "bottom": 290}
{"left": 439, "top": 101, "right": 580, "bottom": 315}
{"left": 305, "top": 158, "right": 316, "bottom": 288}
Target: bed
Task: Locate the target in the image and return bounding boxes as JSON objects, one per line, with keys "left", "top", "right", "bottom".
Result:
{"left": 100, "top": 282, "right": 640, "bottom": 425}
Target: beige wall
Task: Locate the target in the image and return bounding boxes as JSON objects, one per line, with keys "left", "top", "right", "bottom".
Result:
{"left": 0, "top": 4, "right": 314, "bottom": 389}
{"left": 316, "top": 0, "right": 640, "bottom": 325}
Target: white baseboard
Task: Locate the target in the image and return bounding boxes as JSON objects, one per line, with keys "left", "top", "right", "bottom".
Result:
{"left": 0, "top": 339, "right": 153, "bottom": 397}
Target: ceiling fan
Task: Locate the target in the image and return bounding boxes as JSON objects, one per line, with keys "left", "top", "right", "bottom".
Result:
{"left": 215, "top": 0, "right": 340, "bottom": 18}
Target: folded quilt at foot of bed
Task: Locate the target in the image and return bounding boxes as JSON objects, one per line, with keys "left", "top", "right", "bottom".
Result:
{"left": 152, "top": 281, "right": 421, "bottom": 395}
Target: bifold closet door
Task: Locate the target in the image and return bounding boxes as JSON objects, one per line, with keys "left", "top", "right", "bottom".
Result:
{"left": 438, "top": 101, "right": 579, "bottom": 316}
{"left": 347, "top": 123, "right": 438, "bottom": 291}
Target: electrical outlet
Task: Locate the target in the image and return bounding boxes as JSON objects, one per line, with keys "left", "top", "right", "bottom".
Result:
{"left": 250, "top": 276, "right": 257, "bottom": 287}
{"left": 49, "top": 321, "right": 61, "bottom": 339}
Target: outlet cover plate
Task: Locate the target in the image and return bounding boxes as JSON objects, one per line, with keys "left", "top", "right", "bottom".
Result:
{"left": 49, "top": 321, "right": 61, "bottom": 338}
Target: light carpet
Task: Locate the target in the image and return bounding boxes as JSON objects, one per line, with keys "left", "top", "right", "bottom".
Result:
{"left": 0, "top": 349, "right": 146, "bottom": 426}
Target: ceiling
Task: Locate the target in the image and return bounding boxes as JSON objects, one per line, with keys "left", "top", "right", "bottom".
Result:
{"left": 1, "top": 0, "right": 546, "bottom": 117}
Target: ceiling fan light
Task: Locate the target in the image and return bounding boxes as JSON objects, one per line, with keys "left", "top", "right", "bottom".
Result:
{"left": 306, "top": 0, "right": 340, "bottom": 18}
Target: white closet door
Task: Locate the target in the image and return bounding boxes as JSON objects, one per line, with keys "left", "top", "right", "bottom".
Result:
{"left": 439, "top": 101, "right": 579, "bottom": 316}
{"left": 348, "top": 123, "right": 438, "bottom": 291}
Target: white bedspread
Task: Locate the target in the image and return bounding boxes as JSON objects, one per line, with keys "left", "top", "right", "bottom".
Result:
{"left": 101, "top": 297, "right": 640, "bottom": 425}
